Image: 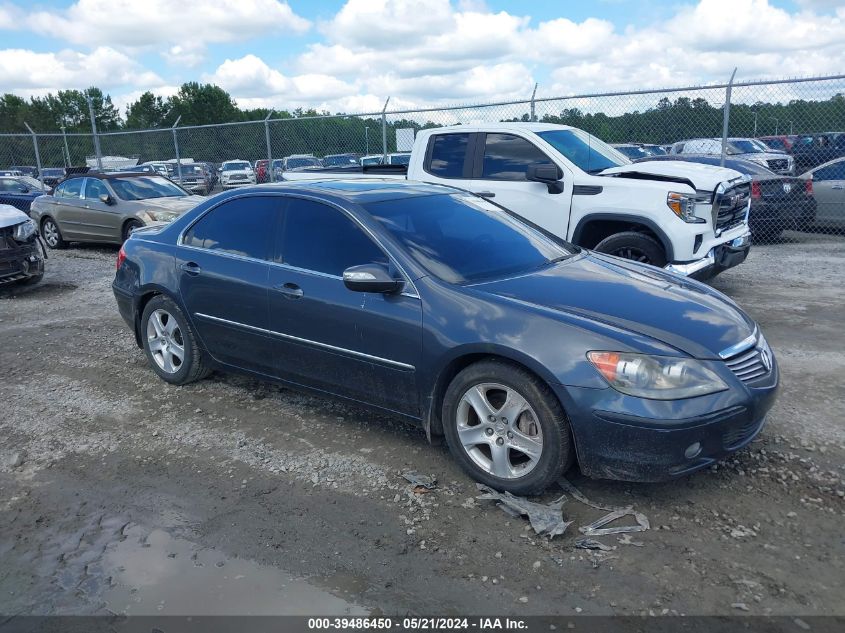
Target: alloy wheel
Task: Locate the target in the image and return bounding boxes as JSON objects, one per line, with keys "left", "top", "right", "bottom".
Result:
{"left": 455, "top": 382, "right": 543, "bottom": 479}
{"left": 42, "top": 220, "right": 60, "bottom": 247}
{"left": 146, "top": 309, "right": 185, "bottom": 374}
{"left": 611, "top": 247, "right": 651, "bottom": 263}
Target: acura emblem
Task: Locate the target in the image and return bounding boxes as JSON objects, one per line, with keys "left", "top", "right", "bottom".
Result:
{"left": 760, "top": 348, "right": 772, "bottom": 372}
{"left": 783, "top": 183, "right": 792, "bottom": 194}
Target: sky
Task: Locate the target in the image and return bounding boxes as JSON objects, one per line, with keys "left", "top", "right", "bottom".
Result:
{"left": 0, "top": 0, "right": 843, "bottom": 116}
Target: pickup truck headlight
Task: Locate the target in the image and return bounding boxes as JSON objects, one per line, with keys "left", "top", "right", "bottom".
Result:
{"left": 588, "top": 351, "right": 727, "bottom": 400}
{"left": 12, "top": 219, "right": 37, "bottom": 242}
{"left": 667, "top": 192, "right": 705, "bottom": 224}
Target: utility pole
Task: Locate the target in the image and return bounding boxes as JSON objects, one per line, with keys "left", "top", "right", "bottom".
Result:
{"left": 86, "top": 94, "right": 103, "bottom": 171}
{"left": 720, "top": 68, "right": 737, "bottom": 168}
{"left": 770, "top": 117, "right": 779, "bottom": 135}
{"left": 61, "top": 126, "right": 71, "bottom": 167}
{"left": 530, "top": 83, "right": 538, "bottom": 122}
{"left": 381, "top": 97, "right": 390, "bottom": 162}
{"left": 172, "top": 116, "right": 182, "bottom": 184}
{"left": 365, "top": 127, "right": 369, "bottom": 155}
{"left": 752, "top": 111, "right": 758, "bottom": 137}
{"left": 264, "top": 110, "right": 275, "bottom": 183}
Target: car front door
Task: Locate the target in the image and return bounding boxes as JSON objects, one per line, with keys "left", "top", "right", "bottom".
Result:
{"left": 80, "top": 178, "right": 124, "bottom": 241}
{"left": 177, "top": 195, "right": 282, "bottom": 375}
{"left": 811, "top": 162, "right": 845, "bottom": 229}
{"left": 267, "top": 196, "right": 422, "bottom": 416}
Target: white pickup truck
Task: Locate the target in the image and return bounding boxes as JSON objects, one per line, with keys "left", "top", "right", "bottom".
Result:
{"left": 280, "top": 123, "right": 753, "bottom": 279}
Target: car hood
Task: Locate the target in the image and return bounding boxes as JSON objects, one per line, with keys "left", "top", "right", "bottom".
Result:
{"left": 0, "top": 204, "right": 30, "bottom": 229}
{"left": 600, "top": 160, "right": 745, "bottom": 191}
{"left": 470, "top": 252, "right": 755, "bottom": 360}
{"left": 141, "top": 195, "right": 205, "bottom": 213}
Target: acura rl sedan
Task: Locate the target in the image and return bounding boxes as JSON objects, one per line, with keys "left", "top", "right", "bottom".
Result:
{"left": 113, "top": 180, "right": 778, "bottom": 493}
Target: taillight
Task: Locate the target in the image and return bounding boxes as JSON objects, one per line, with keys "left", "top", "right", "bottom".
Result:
{"left": 751, "top": 180, "right": 762, "bottom": 199}
{"left": 116, "top": 245, "right": 126, "bottom": 271}
{"left": 804, "top": 178, "right": 813, "bottom": 196}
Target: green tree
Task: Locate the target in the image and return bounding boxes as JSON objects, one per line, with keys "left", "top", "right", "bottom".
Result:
{"left": 169, "top": 82, "right": 240, "bottom": 125}
{"left": 125, "top": 91, "right": 169, "bottom": 129}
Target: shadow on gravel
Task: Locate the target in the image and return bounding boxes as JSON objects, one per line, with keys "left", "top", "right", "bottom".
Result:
{"left": 0, "top": 281, "right": 78, "bottom": 300}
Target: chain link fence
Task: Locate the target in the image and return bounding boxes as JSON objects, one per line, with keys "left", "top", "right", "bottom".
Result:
{"left": 2, "top": 74, "right": 845, "bottom": 243}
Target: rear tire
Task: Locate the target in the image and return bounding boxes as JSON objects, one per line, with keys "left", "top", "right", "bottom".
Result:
{"left": 140, "top": 295, "right": 210, "bottom": 385}
{"left": 41, "top": 217, "right": 66, "bottom": 249}
{"left": 442, "top": 359, "right": 573, "bottom": 495}
{"left": 594, "top": 231, "right": 667, "bottom": 267}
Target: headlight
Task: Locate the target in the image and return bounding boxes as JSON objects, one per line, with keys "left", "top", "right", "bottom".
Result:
{"left": 143, "top": 210, "right": 179, "bottom": 223}
{"left": 588, "top": 351, "right": 728, "bottom": 400}
{"left": 12, "top": 219, "right": 37, "bottom": 242}
{"left": 667, "top": 192, "right": 705, "bottom": 224}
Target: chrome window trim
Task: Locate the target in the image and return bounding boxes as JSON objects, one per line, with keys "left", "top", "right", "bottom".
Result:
{"left": 177, "top": 191, "right": 420, "bottom": 299}
{"left": 194, "top": 312, "right": 416, "bottom": 372}
{"left": 719, "top": 326, "right": 758, "bottom": 359}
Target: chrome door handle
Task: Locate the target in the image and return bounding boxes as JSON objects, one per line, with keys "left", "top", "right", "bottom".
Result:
{"left": 832, "top": 184, "right": 844, "bottom": 190}
{"left": 275, "top": 282, "right": 303, "bottom": 299}
{"left": 179, "top": 262, "right": 202, "bottom": 275}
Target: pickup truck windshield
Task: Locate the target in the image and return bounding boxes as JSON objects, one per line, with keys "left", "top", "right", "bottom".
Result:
{"left": 730, "top": 140, "right": 766, "bottom": 154}
{"left": 365, "top": 193, "right": 571, "bottom": 284}
{"left": 537, "top": 129, "right": 630, "bottom": 174}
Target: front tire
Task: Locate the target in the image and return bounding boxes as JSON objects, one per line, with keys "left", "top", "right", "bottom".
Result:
{"left": 122, "top": 219, "right": 143, "bottom": 242}
{"left": 141, "top": 296, "right": 210, "bottom": 385}
{"left": 594, "top": 231, "right": 667, "bottom": 267}
{"left": 41, "top": 217, "right": 66, "bottom": 249}
{"left": 442, "top": 359, "right": 573, "bottom": 495}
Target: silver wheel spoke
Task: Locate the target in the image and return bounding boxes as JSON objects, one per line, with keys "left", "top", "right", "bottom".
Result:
{"left": 148, "top": 337, "right": 164, "bottom": 352}
{"left": 161, "top": 350, "right": 175, "bottom": 373}
{"left": 457, "top": 424, "right": 489, "bottom": 449}
{"left": 151, "top": 312, "right": 166, "bottom": 338}
{"left": 489, "top": 442, "right": 512, "bottom": 478}
{"left": 463, "top": 385, "right": 496, "bottom": 420}
{"left": 164, "top": 317, "right": 178, "bottom": 336}
{"left": 498, "top": 389, "right": 530, "bottom": 422}
{"left": 169, "top": 342, "right": 184, "bottom": 362}
{"left": 508, "top": 427, "right": 543, "bottom": 461}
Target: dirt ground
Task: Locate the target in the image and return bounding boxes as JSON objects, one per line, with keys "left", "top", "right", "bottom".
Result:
{"left": 1, "top": 231, "right": 843, "bottom": 618}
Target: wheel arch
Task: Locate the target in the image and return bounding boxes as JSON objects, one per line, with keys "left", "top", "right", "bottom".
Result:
{"left": 571, "top": 213, "right": 674, "bottom": 262}
{"left": 132, "top": 285, "right": 181, "bottom": 348}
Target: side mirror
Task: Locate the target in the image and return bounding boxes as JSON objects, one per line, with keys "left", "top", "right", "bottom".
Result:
{"left": 99, "top": 193, "right": 114, "bottom": 205}
{"left": 343, "top": 263, "right": 403, "bottom": 294}
{"left": 527, "top": 164, "right": 564, "bottom": 194}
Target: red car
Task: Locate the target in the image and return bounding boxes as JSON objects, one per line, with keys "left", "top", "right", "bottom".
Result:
{"left": 254, "top": 160, "right": 269, "bottom": 183}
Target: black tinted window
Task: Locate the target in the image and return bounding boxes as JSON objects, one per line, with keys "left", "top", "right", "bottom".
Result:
{"left": 427, "top": 133, "right": 469, "bottom": 178}
{"left": 57, "top": 178, "right": 83, "bottom": 199}
{"left": 183, "top": 196, "right": 279, "bottom": 260}
{"left": 814, "top": 163, "right": 845, "bottom": 181}
{"left": 280, "top": 199, "right": 386, "bottom": 276}
{"left": 482, "top": 133, "right": 555, "bottom": 180}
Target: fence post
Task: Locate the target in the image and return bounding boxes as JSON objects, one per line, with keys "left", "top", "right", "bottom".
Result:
{"left": 530, "top": 83, "right": 538, "bottom": 122}
{"left": 265, "top": 111, "right": 274, "bottom": 183}
{"left": 172, "top": 116, "right": 183, "bottom": 184}
{"left": 381, "top": 97, "right": 390, "bottom": 162}
{"left": 23, "top": 122, "right": 44, "bottom": 187}
{"left": 61, "top": 126, "right": 71, "bottom": 167}
{"left": 86, "top": 95, "right": 104, "bottom": 171}
{"left": 720, "top": 67, "right": 737, "bottom": 168}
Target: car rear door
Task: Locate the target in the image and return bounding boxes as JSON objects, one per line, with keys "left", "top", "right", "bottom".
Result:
{"left": 810, "top": 162, "right": 845, "bottom": 229}
{"left": 267, "top": 196, "right": 422, "bottom": 416}
{"left": 48, "top": 178, "right": 87, "bottom": 240}
{"left": 80, "top": 178, "right": 124, "bottom": 241}
{"left": 177, "top": 195, "right": 282, "bottom": 375}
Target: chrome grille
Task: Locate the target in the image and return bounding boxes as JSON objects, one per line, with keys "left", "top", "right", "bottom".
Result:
{"left": 724, "top": 346, "right": 768, "bottom": 383}
{"left": 767, "top": 159, "right": 788, "bottom": 172}
{"left": 713, "top": 182, "right": 750, "bottom": 232}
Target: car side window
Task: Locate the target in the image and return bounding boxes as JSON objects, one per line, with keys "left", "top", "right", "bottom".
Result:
{"left": 0, "top": 178, "right": 21, "bottom": 192}
{"left": 183, "top": 196, "right": 279, "bottom": 261}
{"left": 814, "top": 164, "right": 845, "bottom": 181}
{"left": 84, "top": 179, "right": 109, "bottom": 200}
{"left": 481, "top": 133, "right": 555, "bottom": 180}
{"left": 279, "top": 198, "right": 387, "bottom": 276}
{"left": 57, "top": 178, "right": 83, "bottom": 199}
{"left": 426, "top": 133, "right": 470, "bottom": 178}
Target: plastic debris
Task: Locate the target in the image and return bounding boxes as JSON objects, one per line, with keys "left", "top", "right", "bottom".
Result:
{"left": 575, "top": 537, "right": 612, "bottom": 551}
{"left": 476, "top": 483, "right": 573, "bottom": 538}
{"left": 402, "top": 471, "right": 437, "bottom": 491}
{"left": 558, "top": 477, "right": 650, "bottom": 536}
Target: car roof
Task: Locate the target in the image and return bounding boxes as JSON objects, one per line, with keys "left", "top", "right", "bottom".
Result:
{"left": 252, "top": 179, "right": 458, "bottom": 204}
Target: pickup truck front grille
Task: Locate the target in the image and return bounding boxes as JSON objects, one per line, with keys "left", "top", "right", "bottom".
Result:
{"left": 712, "top": 182, "right": 750, "bottom": 233}
{"left": 766, "top": 158, "right": 789, "bottom": 172}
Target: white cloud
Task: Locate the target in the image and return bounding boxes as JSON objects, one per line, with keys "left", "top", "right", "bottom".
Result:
{"left": 24, "top": 0, "right": 310, "bottom": 64}
{"left": 0, "top": 47, "right": 164, "bottom": 94}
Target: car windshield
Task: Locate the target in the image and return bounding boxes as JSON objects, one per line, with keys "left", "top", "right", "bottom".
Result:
{"left": 536, "top": 129, "right": 630, "bottom": 174}
{"left": 615, "top": 145, "right": 650, "bottom": 159}
{"left": 108, "top": 176, "right": 188, "bottom": 200}
{"left": 177, "top": 165, "right": 204, "bottom": 175}
{"left": 223, "top": 162, "right": 251, "bottom": 171}
{"left": 730, "top": 140, "right": 765, "bottom": 154}
{"left": 286, "top": 157, "right": 322, "bottom": 169}
{"left": 365, "top": 193, "right": 571, "bottom": 284}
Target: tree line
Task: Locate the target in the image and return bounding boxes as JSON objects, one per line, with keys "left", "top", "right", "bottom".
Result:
{"left": 2, "top": 82, "right": 844, "bottom": 168}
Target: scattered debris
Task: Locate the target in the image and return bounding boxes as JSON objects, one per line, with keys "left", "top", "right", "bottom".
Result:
{"left": 617, "top": 533, "right": 644, "bottom": 547}
{"left": 403, "top": 471, "right": 437, "bottom": 491}
{"left": 476, "top": 483, "right": 572, "bottom": 538}
{"left": 559, "top": 477, "right": 650, "bottom": 537}
{"left": 575, "top": 538, "right": 612, "bottom": 551}
{"left": 731, "top": 602, "right": 750, "bottom": 611}
{"left": 579, "top": 507, "right": 650, "bottom": 537}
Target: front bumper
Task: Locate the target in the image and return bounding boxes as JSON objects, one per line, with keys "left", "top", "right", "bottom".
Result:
{"left": 222, "top": 178, "right": 256, "bottom": 188}
{"left": 555, "top": 355, "right": 779, "bottom": 482}
{"left": 0, "top": 239, "right": 45, "bottom": 285}
{"left": 665, "top": 231, "right": 751, "bottom": 280}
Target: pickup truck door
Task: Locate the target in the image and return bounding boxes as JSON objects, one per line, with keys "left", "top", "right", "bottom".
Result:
{"left": 419, "top": 131, "right": 573, "bottom": 240}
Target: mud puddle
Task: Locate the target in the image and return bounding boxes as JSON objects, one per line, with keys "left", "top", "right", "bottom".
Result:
{"left": 94, "top": 526, "right": 368, "bottom": 616}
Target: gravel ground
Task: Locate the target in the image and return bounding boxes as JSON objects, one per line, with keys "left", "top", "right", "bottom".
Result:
{"left": 1, "top": 231, "right": 843, "bottom": 617}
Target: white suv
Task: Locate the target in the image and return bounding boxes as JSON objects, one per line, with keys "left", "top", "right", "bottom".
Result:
{"left": 220, "top": 160, "right": 256, "bottom": 189}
